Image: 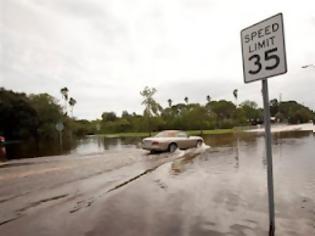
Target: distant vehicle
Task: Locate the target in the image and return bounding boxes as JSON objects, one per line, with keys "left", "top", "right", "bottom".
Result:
{"left": 142, "top": 130, "right": 203, "bottom": 153}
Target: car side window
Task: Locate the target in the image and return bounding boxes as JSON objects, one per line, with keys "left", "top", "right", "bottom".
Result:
{"left": 177, "top": 132, "right": 187, "bottom": 138}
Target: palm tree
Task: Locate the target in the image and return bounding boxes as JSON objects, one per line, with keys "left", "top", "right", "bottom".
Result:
{"left": 184, "top": 96, "right": 189, "bottom": 104}
{"left": 167, "top": 99, "right": 172, "bottom": 107}
{"left": 60, "top": 87, "right": 69, "bottom": 101}
{"left": 206, "top": 95, "right": 211, "bottom": 103}
{"left": 60, "top": 87, "right": 69, "bottom": 114}
{"left": 233, "top": 89, "right": 238, "bottom": 107}
{"left": 206, "top": 95, "right": 212, "bottom": 113}
{"left": 69, "top": 97, "right": 77, "bottom": 117}
{"left": 140, "top": 86, "right": 162, "bottom": 135}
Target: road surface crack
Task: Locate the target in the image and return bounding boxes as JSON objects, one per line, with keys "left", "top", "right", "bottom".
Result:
{"left": 107, "top": 166, "right": 160, "bottom": 193}
{"left": 16, "top": 194, "right": 69, "bottom": 213}
{"left": 0, "top": 215, "right": 22, "bottom": 226}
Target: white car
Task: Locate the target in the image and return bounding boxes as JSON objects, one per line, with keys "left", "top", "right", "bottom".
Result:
{"left": 142, "top": 130, "right": 203, "bottom": 153}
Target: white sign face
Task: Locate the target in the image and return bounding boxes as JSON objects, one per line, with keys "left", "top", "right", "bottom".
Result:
{"left": 55, "top": 122, "right": 64, "bottom": 132}
{"left": 241, "top": 13, "right": 287, "bottom": 83}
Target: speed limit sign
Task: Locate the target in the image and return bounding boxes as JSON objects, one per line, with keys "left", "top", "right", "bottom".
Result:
{"left": 241, "top": 13, "right": 287, "bottom": 83}
{"left": 241, "top": 13, "right": 288, "bottom": 233}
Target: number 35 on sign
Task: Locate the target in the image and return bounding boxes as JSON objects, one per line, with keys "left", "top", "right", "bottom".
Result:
{"left": 241, "top": 13, "right": 287, "bottom": 83}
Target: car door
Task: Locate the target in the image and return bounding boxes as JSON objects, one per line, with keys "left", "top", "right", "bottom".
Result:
{"left": 176, "top": 132, "right": 190, "bottom": 149}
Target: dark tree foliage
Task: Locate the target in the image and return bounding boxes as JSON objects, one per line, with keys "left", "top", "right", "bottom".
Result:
{"left": 101, "top": 112, "right": 117, "bottom": 122}
{"left": 270, "top": 98, "right": 279, "bottom": 117}
{"left": 0, "top": 88, "right": 68, "bottom": 141}
{"left": 207, "top": 100, "right": 236, "bottom": 119}
{"left": 0, "top": 88, "right": 38, "bottom": 140}
{"left": 29, "top": 93, "right": 64, "bottom": 139}
{"left": 278, "top": 101, "right": 314, "bottom": 124}
{"left": 240, "top": 100, "right": 263, "bottom": 125}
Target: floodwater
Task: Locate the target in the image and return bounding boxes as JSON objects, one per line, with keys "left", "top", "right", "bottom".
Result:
{"left": 84, "top": 131, "right": 315, "bottom": 235}
{"left": 3, "top": 135, "right": 142, "bottom": 160}
{"left": 0, "top": 131, "right": 315, "bottom": 235}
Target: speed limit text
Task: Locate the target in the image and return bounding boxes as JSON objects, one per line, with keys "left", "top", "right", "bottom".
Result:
{"left": 243, "top": 23, "right": 279, "bottom": 53}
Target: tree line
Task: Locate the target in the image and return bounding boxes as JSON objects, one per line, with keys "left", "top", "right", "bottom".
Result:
{"left": 0, "top": 87, "right": 83, "bottom": 142}
{"left": 1, "top": 86, "right": 314, "bottom": 141}
{"left": 99, "top": 86, "right": 315, "bottom": 134}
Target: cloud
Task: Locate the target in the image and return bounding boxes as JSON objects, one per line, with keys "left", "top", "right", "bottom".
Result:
{"left": 37, "top": 0, "right": 107, "bottom": 19}
{"left": 1, "top": 0, "right": 315, "bottom": 119}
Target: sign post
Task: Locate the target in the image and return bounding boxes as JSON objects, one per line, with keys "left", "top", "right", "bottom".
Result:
{"left": 262, "top": 78, "right": 275, "bottom": 234}
{"left": 55, "top": 122, "right": 64, "bottom": 152}
{"left": 241, "top": 13, "right": 287, "bottom": 234}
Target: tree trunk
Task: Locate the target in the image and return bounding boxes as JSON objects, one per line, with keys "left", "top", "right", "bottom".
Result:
{"left": 148, "top": 116, "right": 151, "bottom": 136}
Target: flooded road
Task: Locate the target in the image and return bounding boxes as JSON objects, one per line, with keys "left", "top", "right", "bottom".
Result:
{"left": 0, "top": 132, "right": 315, "bottom": 235}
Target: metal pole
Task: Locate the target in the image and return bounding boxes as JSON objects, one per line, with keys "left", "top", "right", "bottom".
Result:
{"left": 262, "top": 79, "right": 275, "bottom": 235}
{"left": 59, "top": 131, "right": 63, "bottom": 152}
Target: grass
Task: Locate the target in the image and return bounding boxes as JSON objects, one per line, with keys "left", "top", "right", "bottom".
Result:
{"left": 101, "top": 129, "right": 234, "bottom": 138}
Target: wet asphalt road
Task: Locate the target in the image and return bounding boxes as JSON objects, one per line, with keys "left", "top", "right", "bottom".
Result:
{"left": 1, "top": 135, "right": 315, "bottom": 236}
{"left": 0, "top": 147, "right": 207, "bottom": 235}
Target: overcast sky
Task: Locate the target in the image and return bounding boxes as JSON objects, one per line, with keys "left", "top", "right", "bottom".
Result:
{"left": 1, "top": 0, "right": 315, "bottom": 119}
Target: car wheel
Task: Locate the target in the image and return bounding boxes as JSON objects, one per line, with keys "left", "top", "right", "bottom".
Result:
{"left": 196, "top": 140, "right": 203, "bottom": 147}
{"left": 169, "top": 143, "right": 177, "bottom": 153}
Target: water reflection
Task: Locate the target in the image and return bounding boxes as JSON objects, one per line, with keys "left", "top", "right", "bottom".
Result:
{"left": 234, "top": 134, "right": 240, "bottom": 169}
{"left": 4, "top": 138, "right": 74, "bottom": 160}
{"left": 4, "top": 135, "right": 145, "bottom": 160}
{"left": 3, "top": 131, "right": 314, "bottom": 161}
